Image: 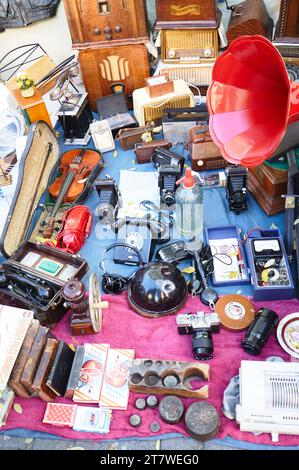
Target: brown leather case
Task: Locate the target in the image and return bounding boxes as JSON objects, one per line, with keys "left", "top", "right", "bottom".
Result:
{"left": 118, "top": 125, "right": 154, "bottom": 150}
{"left": 20, "top": 326, "right": 49, "bottom": 393}
{"left": 145, "top": 75, "right": 174, "bottom": 98}
{"left": 226, "top": 0, "right": 273, "bottom": 43}
{"left": 248, "top": 170, "right": 286, "bottom": 216}
{"left": 135, "top": 140, "right": 171, "bottom": 164}
{"left": 32, "top": 338, "right": 59, "bottom": 402}
{"left": 8, "top": 319, "right": 40, "bottom": 398}
{"left": 189, "top": 125, "right": 227, "bottom": 172}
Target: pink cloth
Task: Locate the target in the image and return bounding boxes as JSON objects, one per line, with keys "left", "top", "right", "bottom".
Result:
{"left": 2, "top": 294, "right": 299, "bottom": 446}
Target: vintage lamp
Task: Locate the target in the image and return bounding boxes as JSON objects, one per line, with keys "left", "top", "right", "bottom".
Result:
{"left": 207, "top": 35, "right": 299, "bottom": 167}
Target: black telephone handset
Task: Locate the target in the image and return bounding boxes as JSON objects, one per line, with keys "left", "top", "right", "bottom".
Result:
{"left": 0, "top": 269, "right": 55, "bottom": 304}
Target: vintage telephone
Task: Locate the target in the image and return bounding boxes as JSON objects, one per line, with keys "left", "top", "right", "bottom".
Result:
{"left": 0, "top": 269, "right": 57, "bottom": 306}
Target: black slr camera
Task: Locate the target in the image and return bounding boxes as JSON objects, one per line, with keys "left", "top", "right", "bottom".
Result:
{"left": 158, "top": 164, "right": 181, "bottom": 206}
{"left": 176, "top": 312, "right": 220, "bottom": 360}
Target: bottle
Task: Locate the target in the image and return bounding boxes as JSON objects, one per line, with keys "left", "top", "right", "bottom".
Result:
{"left": 175, "top": 167, "right": 203, "bottom": 239}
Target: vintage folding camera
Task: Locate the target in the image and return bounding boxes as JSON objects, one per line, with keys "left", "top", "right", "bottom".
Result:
{"left": 176, "top": 311, "right": 220, "bottom": 360}
{"left": 158, "top": 164, "right": 181, "bottom": 206}
{"left": 152, "top": 147, "right": 185, "bottom": 174}
{"left": 94, "top": 177, "right": 121, "bottom": 223}
{"left": 244, "top": 228, "right": 295, "bottom": 300}
{"left": 162, "top": 107, "right": 209, "bottom": 143}
{"left": 226, "top": 167, "right": 248, "bottom": 214}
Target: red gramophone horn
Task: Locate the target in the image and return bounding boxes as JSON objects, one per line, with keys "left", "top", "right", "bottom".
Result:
{"left": 207, "top": 35, "right": 299, "bottom": 167}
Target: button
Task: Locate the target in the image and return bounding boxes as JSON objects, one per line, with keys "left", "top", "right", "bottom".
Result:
{"left": 93, "top": 27, "right": 101, "bottom": 35}
{"left": 105, "top": 34, "right": 112, "bottom": 40}
{"left": 115, "top": 26, "right": 121, "bottom": 33}
{"left": 104, "top": 26, "right": 111, "bottom": 34}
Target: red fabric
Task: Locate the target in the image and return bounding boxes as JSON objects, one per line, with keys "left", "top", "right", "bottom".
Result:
{"left": 3, "top": 294, "right": 299, "bottom": 446}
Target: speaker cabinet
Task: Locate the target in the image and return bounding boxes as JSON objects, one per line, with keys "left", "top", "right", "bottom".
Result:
{"left": 78, "top": 45, "right": 150, "bottom": 110}
{"left": 63, "top": 0, "right": 148, "bottom": 47}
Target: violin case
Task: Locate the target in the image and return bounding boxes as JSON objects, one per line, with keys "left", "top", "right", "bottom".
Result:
{"left": 0, "top": 120, "right": 102, "bottom": 327}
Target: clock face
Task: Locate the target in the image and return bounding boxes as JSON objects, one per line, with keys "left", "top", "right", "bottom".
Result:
{"left": 89, "top": 273, "right": 102, "bottom": 333}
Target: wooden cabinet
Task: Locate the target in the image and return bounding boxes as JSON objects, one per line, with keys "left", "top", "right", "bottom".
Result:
{"left": 276, "top": 0, "right": 299, "bottom": 39}
{"left": 63, "top": 0, "right": 148, "bottom": 47}
{"left": 78, "top": 44, "right": 150, "bottom": 110}
{"left": 155, "top": 0, "right": 220, "bottom": 29}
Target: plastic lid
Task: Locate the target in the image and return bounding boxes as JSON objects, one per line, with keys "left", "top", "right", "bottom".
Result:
{"left": 176, "top": 167, "right": 195, "bottom": 188}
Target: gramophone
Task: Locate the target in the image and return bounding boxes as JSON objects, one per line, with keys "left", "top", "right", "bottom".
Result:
{"left": 50, "top": 63, "right": 94, "bottom": 145}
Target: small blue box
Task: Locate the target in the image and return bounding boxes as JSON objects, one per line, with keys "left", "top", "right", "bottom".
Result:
{"left": 205, "top": 225, "right": 250, "bottom": 287}
{"left": 244, "top": 228, "right": 295, "bottom": 301}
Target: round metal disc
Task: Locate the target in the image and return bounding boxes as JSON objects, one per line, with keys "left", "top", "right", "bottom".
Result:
{"left": 150, "top": 421, "right": 161, "bottom": 433}
{"left": 129, "top": 414, "right": 142, "bottom": 427}
{"left": 184, "top": 402, "right": 220, "bottom": 441}
{"left": 159, "top": 396, "right": 184, "bottom": 424}
{"left": 147, "top": 395, "right": 158, "bottom": 408}
{"left": 89, "top": 273, "right": 102, "bottom": 333}
{"left": 162, "top": 375, "right": 179, "bottom": 388}
{"left": 135, "top": 398, "right": 147, "bottom": 410}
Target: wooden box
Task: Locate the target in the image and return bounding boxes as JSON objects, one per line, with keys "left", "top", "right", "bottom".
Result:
{"left": 78, "top": 44, "right": 150, "bottom": 111}
{"left": 63, "top": 0, "right": 148, "bottom": 47}
{"left": 189, "top": 125, "right": 228, "bottom": 172}
{"left": 145, "top": 75, "right": 174, "bottom": 98}
{"left": 118, "top": 125, "right": 153, "bottom": 150}
{"left": 248, "top": 164, "right": 287, "bottom": 216}
{"left": 275, "top": 0, "right": 299, "bottom": 40}
{"left": 226, "top": 0, "right": 273, "bottom": 44}
{"left": 155, "top": 0, "right": 221, "bottom": 29}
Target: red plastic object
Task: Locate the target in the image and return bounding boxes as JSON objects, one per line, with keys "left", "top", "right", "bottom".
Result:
{"left": 176, "top": 167, "right": 195, "bottom": 188}
{"left": 207, "top": 35, "right": 299, "bottom": 167}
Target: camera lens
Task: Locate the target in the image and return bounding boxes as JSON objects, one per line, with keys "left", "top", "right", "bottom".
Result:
{"left": 192, "top": 329, "right": 213, "bottom": 360}
{"left": 162, "top": 191, "right": 175, "bottom": 206}
{"left": 241, "top": 308, "right": 278, "bottom": 355}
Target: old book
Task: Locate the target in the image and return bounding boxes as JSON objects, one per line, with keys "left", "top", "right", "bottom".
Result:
{"left": 65, "top": 345, "right": 85, "bottom": 399}
{"left": 8, "top": 319, "right": 40, "bottom": 398}
{"left": 20, "top": 326, "right": 49, "bottom": 393}
{"left": 46, "top": 341, "right": 75, "bottom": 397}
{"left": 73, "top": 344, "right": 109, "bottom": 403}
{"left": 0, "top": 305, "right": 34, "bottom": 391}
{"left": 32, "top": 338, "right": 58, "bottom": 401}
{"left": 99, "top": 349, "right": 134, "bottom": 410}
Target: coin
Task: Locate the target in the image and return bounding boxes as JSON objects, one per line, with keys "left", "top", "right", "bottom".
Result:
{"left": 146, "top": 395, "right": 158, "bottom": 408}
{"left": 159, "top": 396, "right": 184, "bottom": 424}
{"left": 135, "top": 398, "right": 147, "bottom": 410}
{"left": 162, "top": 374, "right": 179, "bottom": 388}
{"left": 129, "top": 414, "right": 142, "bottom": 427}
{"left": 184, "top": 401, "right": 220, "bottom": 441}
{"left": 150, "top": 421, "right": 161, "bottom": 433}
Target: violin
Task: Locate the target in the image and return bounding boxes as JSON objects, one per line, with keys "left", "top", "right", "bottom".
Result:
{"left": 42, "top": 148, "right": 101, "bottom": 239}
{"left": 49, "top": 148, "right": 101, "bottom": 203}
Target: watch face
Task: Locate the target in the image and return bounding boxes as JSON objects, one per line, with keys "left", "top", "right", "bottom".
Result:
{"left": 89, "top": 273, "right": 102, "bottom": 333}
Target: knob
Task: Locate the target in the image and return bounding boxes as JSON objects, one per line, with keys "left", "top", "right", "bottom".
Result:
{"left": 203, "top": 48, "right": 213, "bottom": 58}
{"left": 93, "top": 27, "right": 101, "bottom": 35}
{"left": 104, "top": 26, "right": 111, "bottom": 34}
{"left": 105, "top": 34, "right": 112, "bottom": 40}
{"left": 115, "top": 26, "right": 121, "bottom": 33}
{"left": 168, "top": 49, "right": 176, "bottom": 59}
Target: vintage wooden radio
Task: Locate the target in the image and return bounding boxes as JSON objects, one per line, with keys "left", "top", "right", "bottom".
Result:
{"left": 63, "top": 0, "right": 148, "bottom": 47}
{"left": 274, "top": 0, "right": 299, "bottom": 59}
{"left": 161, "top": 29, "right": 219, "bottom": 64}
{"left": 78, "top": 44, "right": 150, "bottom": 110}
{"left": 155, "top": 0, "right": 221, "bottom": 29}
{"left": 156, "top": 62, "right": 214, "bottom": 95}
{"left": 189, "top": 124, "right": 228, "bottom": 171}
{"left": 133, "top": 79, "right": 195, "bottom": 126}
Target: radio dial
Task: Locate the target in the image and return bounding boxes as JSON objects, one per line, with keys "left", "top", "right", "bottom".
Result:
{"left": 203, "top": 48, "right": 213, "bottom": 58}
{"left": 168, "top": 49, "right": 176, "bottom": 59}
